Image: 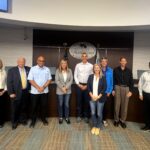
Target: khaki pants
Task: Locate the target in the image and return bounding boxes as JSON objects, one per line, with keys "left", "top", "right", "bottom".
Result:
{"left": 114, "top": 85, "right": 129, "bottom": 123}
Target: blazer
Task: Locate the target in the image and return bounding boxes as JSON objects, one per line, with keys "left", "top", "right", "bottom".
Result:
{"left": 55, "top": 68, "right": 73, "bottom": 95}
{"left": 87, "top": 74, "right": 107, "bottom": 102}
{"left": 7, "top": 66, "right": 30, "bottom": 100}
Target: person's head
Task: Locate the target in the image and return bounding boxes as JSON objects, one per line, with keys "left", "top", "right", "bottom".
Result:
{"left": 120, "top": 57, "right": 127, "bottom": 68}
{"left": 93, "top": 64, "right": 103, "bottom": 78}
{"left": 100, "top": 57, "right": 108, "bottom": 68}
{"left": 0, "top": 59, "right": 3, "bottom": 69}
{"left": 17, "top": 57, "right": 26, "bottom": 68}
{"left": 81, "top": 52, "right": 88, "bottom": 63}
{"left": 59, "top": 59, "right": 68, "bottom": 72}
{"left": 37, "top": 56, "right": 45, "bottom": 67}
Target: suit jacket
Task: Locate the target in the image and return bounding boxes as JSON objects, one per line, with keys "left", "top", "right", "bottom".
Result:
{"left": 87, "top": 74, "right": 107, "bottom": 102}
{"left": 55, "top": 68, "right": 73, "bottom": 95}
{"left": 7, "top": 66, "right": 30, "bottom": 100}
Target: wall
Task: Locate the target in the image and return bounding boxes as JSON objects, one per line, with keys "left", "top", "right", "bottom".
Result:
{"left": 0, "top": 0, "right": 150, "bottom": 27}
{"left": 0, "top": 26, "right": 33, "bottom": 67}
{"left": 133, "top": 31, "right": 150, "bottom": 79}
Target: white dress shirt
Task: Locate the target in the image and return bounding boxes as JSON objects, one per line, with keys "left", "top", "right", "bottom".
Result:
{"left": 138, "top": 71, "right": 150, "bottom": 96}
{"left": 93, "top": 75, "right": 99, "bottom": 96}
{"left": 0, "top": 69, "right": 7, "bottom": 90}
{"left": 28, "top": 65, "right": 52, "bottom": 94}
{"left": 74, "top": 62, "right": 93, "bottom": 84}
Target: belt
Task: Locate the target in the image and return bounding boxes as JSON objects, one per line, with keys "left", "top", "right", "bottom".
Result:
{"left": 118, "top": 85, "right": 128, "bottom": 87}
{"left": 79, "top": 82, "right": 87, "bottom": 86}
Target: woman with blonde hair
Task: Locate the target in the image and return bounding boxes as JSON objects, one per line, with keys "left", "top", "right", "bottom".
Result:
{"left": 55, "top": 59, "right": 73, "bottom": 124}
{"left": 87, "top": 64, "right": 106, "bottom": 135}
{"left": 0, "top": 59, "right": 7, "bottom": 128}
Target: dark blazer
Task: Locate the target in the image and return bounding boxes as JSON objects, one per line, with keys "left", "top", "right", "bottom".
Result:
{"left": 87, "top": 74, "right": 107, "bottom": 102}
{"left": 7, "top": 66, "right": 30, "bottom": 100}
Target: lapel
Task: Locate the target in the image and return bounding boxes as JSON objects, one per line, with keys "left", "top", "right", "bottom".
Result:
{"left": 16, "top": 67, "right": 21, "bottom": 82}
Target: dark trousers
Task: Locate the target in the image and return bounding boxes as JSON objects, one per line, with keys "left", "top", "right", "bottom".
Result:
{"left": 143, "top": 91, "right": 150, "bottom": 127}
{"left": 57, "top": 94, "right": 71, "bottom": 118}
{"left": 0, "top": 92, "right": 6, "bottom": 125}
{"left": 76, "top": 86, "right": 90, "bottom": 118}
{"left": 11, "top": 90, "right": 29, "bottom": 124}
{"left": 30, "top": 93, "right": 48, "bottom": 122}
{"left": 102, "top": 94, "right": 108, "bottom": 121}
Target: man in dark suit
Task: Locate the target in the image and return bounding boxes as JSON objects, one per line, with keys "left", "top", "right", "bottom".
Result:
{"left": 7, "top": 57, "right": 30, "bottom": 129}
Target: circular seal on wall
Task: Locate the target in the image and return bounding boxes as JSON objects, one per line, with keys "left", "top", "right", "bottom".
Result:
{"left": 69, "top": 42, "right": 96, "bottom": 59}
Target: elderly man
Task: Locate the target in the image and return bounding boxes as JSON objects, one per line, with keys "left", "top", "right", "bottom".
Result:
{"left": 7, "top": 57, "right": 30, "bottom": 129}
{"left": 28, "top": 56, "right": 52, "bottom": 127}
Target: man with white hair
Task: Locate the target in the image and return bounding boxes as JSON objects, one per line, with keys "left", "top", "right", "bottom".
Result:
{"left": 7, "top": 57, "right": 30, "bottom": 129}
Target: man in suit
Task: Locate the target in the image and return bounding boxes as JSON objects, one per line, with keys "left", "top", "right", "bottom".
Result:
{"left": 7, "top": 57, "right": 30, "bottom": 129}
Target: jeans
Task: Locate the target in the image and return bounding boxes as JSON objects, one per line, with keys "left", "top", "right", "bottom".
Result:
{"left": 57, "top": 94, "right": 71, "bottom": 118}
{"left": 76, "top": 86, "right": 90, "bottom": 118}
{"left": 90, "top": 100, "right": 104, "bottom": 128}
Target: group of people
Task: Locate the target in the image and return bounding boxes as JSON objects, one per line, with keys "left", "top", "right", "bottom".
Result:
{"left": 0, "top": 53, "right": 150, "bottom": 136}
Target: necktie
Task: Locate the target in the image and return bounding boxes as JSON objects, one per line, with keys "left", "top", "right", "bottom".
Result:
{"left": 21, "top": 68, "right": 27, "bottom": 89}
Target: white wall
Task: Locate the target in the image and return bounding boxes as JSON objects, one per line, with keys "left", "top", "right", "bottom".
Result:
{"left": 0, "top": 0, "right": 150, "bottom": 26}
{"left": 0, "top": 27, "right": 33, "bottom": 67}
{"left": 0, "top": 26, "right": 149, "bottom": 79}
{"left": 133, "top": 31, "right": 150, "bottom": 79}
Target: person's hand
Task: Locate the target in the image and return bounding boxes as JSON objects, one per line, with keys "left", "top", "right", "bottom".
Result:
{"left": 78, "top": 84, "right": 83, "bottom": 90}
{"left": 107, "top": 93, "right": 110, "bottom": 97}
{"left": 82, "top": 85, "right": 87, "bottom": 90}
{"left": 10, "top": 94, "right": 16, "bottom": 98}
{"left": 127, "top": 92, "right": 132, "bottom": 98}
{"left": 112, "top": 91, "right": 115, "bottom": 96}
{"left": 38, "top": 87, "right": 44, "bottom": 93}
{"left": 139, "top": 95, "right": 143, "bottom": 101}
{"left": 91, "top": 95, "right": 98, "bottom": 101}
{"left": 62, "top": 87, "right": 67, "bottom": 93}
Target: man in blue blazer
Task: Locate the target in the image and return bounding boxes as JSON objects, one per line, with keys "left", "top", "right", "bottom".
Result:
{"left": 7, "top": 57, "right": 30, "bottom": 129}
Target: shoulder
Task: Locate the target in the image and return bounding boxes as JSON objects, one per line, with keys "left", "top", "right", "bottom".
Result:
{"left": 107, "top": 67, "right": 113, "bottom": 72}
{"left": 87, "top": 62, "right": 93, "bottom": 67}
{"left": 68, "top": 68, "right": 72, "bottom": 73}
{"left": 89, "top": 74, "right": 94, "bottom": 79}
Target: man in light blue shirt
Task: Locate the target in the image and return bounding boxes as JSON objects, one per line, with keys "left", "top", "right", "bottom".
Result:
{"left": 28, "top": 56, "right": 52, "bottom": 127}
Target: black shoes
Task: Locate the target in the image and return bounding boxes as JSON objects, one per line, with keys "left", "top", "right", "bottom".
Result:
{"left": 65, "top": 118, "right": 71, "bottom": 124}
{"left": 12, "top": 123, "right": 18, "bottom": 130}
{"left": 114, "top": 121, "right": 127, "bottom": 128}
{"left": 59, "top": 118, "right": 71, "bottom": 124}
{"left": 59, "top": 118, "right": 63, "bottom": 124}
{"left": 0, "top": 124, "right": 4, "bottom": 128}
{"left": 114, "top": 121, "right": 119, "bottom": 127}
{"left": 30, "top": 121, "right": 36, "bottom": 128}
{"left": 141, "top": 126, "right": 150, "bottom": 131}
{"left": 84, "top": 117, "right": 89, "bottom": 123}
{"left": 120, "top": 121, "right": 127, "bottom": 129}
{"left": 42, "top": 119, "right": 48, "bottom": 126}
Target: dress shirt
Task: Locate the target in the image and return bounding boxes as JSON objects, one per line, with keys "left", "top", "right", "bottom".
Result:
{"left": 138, "top": 71, "right": 150, "bottom": 96}
{"left": 74, "top": 62, "right": 93, "bottom": 84}
{"left": 0, "top": 69, "right": 7, "bottom": 90}
{"left": 28, "top": 65, "right": 52, "bottom": 94}
{"left": 93, "top": 75, "right": 99, "bottom": 96}
{"left": 113, "top": 66, "right": 134, "bottom": 92}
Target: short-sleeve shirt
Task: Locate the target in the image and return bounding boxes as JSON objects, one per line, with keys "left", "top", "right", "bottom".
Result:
{"left": 28, "top": 65, "right": 52, "bottom": 94}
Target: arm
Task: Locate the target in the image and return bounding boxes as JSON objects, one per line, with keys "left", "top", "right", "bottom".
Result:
{"left": 55, "top": 70, "right": 64, "bottom": 89}
{"left": 138, "top": 74, "right": 144, "bottom": 100}
{"left": 65, "top": 69, "right": 73, "bottom": 89}
{"left": 74, "top": 64, "right": 79, "bottom": 85}
{"left": 98, "top": 76, "right": 107, "bottom": 98}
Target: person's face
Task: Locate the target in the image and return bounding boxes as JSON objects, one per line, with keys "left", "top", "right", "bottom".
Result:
{"left": 120, "top": 58, "right": 127, "bottom": 67}
{"left": 37, "top": 57, "right": 45, "bottom": 67}
{"left": 101, "top": 59, "right": 108, "bottom": 68}
{"left": 94, "top": 65, "right": 100, "bottom": 74}
{"left": 81, "top": 54, "right": 88, "bottom": 63}
{"left": 17, "top": 59, "right": 25, "bottom": 68}
{"left": 0, "top": 61, "right": 3, "bottom": 69}
{"left": 61, "top": 61, "right": 67, "bottom": 70}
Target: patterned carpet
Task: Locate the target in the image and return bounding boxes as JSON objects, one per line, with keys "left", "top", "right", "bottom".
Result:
{"left": 0, "top": 118, "right": 150, "bottom": 150}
